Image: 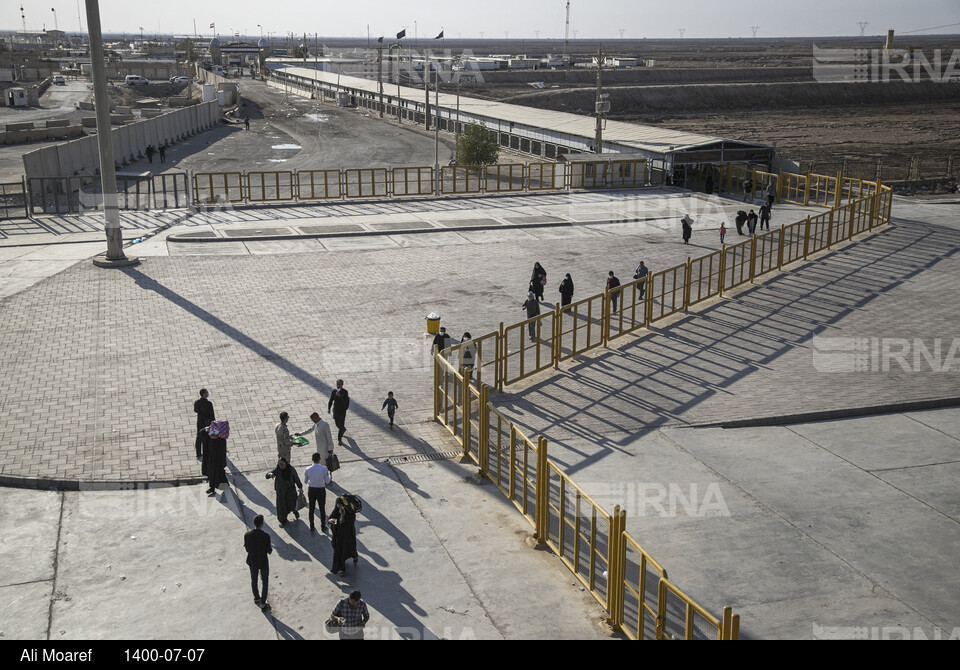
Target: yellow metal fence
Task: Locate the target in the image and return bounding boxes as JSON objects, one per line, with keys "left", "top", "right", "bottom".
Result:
{"left": 431, "top": 179, "right": 893, "bottom": 639}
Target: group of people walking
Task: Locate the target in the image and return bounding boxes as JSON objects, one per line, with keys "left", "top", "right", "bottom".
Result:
{"left": 192, "top": 385, "right": 373, "bottom": 634}
{"left": 515, "top": 259, "right": 652, "bottom": 335}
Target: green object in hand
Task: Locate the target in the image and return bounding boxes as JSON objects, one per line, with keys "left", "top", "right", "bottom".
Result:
{"left": 292, "top": 436, "right": 308, "bottom": 446}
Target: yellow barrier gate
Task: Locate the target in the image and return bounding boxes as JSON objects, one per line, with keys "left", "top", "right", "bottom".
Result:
{"left": 556, "top": 294, "right": 607, "bottom": 364}
{"left": 392, "top": 166, "right": 434, "bottom": 197}
{"left": 344, "top": 168, "right": 388, "bottom": 198}
{"left": 246, "top": 171, "right": 295, "bottom": 202}
{"left": 483, "top": 402, "right": 542, "bottom": 528}
{"left": 607, "top": 278, "right": 649, "bottom": 342}
{"left": 527, "top": 162, "right": 565, "bottom": 191}
{"left": 569, "top": 161, "right": 609, "bottom": 189}
{"left": 609, "top": 159, "right": 648, "bottom": 188}
{"left": 297, "top": 169, "right": 342, "bottom": 200}
{"left": 544, "top": 464, "right": 614, "bottom": 609}
{"left": 441, "top": 165, "right": 482, "bottom": 195}
{"left": 647, "top": 264, "right": 688, "bottom": 324}
{"left": 502, "top": 311, "right": 558, "bottom": 385}
{"left": 484, "top": 163, "right": 525, "bottom": 193}
{"left": 192, "top": 172, "right": 244, "bottom": 204}
{"left": 688, "top": 251, "right": 724, "bottom": 307}
{"left": 615, "top": 527, "right": 668, "bottom": 640}
{"left": 658, "top": 580, "right": 738, "bottom": 640}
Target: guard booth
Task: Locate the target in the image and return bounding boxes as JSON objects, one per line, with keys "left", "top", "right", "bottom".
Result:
{"left": 5, "top": 87, "right": 28, "bottom": 108}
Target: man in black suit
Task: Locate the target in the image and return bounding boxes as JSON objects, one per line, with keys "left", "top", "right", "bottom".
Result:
{"left": 244, "top": 515, "right": 273, "bottom": 611}
{"left": 193, "top": 389, "right": 215, "bottom": 460}
{"left": 328, "top": 379, "right": 350, "bottom": 446}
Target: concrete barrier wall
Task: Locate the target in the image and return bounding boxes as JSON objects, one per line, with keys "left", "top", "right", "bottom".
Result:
{"left": 21, "top": 101, "right": 220, "bottom": 180}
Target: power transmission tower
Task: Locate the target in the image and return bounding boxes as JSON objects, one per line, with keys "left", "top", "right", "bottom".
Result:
{"left": 858, "top": 22, "right": 869, "bottom": 37}
{"left": 678, "top": 28, "right": 686, "bottom": 39}
{"left": 751, "top": 26, "right": 759, "bottom": 38}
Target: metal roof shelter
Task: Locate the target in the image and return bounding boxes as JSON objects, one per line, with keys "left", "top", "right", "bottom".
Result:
{"left": 268, "top": 65, "right": 774, "bottom": 169}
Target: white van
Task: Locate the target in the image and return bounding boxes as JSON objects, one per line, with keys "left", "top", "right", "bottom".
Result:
{"left": 124, "top": 75, "right": 149, "bottom": 86}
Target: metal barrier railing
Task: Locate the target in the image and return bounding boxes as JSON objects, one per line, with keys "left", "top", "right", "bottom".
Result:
{"left": 484, "top": 163, "right": 525, "bottom": 193}
{"left": 193, "top": 171, "right": 244, "bottom": 204}
{"left": 502, "top": 311, "right": 558, "bottom": 385}
{"left": 527, "top": 162, "right": 565, "bottom": 191}
{"left": 557, "top": 295, "right": 607, "bottom": 363}
{"left": 615, "top": 526, "right": 668, "bottom": 640}
{"left": 297, "top": 169, "right": 342, "bottom": 200}
{"left": 658, "top": 579, "right": 738, "bottom": 640}
{"left": 247, "top": 171, "right": 295, "bottom": 202}
{"left": 544, "top": 462, "right": 614, "bottom": 609}
{"left": 430, "top": 180, "right": 893, "bottom": 639}
{"left": 344, "top": 168, "right": 388, "bottom": 198}
{"left": 441, "top": 165, "right": 482, "bottom": 195}
{"left": 0, "top": 179, "right": 28, "bottom": 220}
{"left": 393, "top": 166, "right": 434, "bottom": 197}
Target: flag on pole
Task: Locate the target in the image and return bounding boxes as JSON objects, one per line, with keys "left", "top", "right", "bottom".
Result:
{"left": 377, "top": 36, "right": 383, "bottom": 43}
{"left": 435, "top": 31, "right": 444, "bottom": 39}
{"left": 396, "top": 29, "right": 406, "bottom": 40}
{"left": 209, "top": 23, "right": 215, "bottom": 29}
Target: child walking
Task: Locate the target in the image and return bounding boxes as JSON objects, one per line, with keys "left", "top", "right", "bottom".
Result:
{"left": 719, "top": 222, "right": 727, "bottom": 245}
{"left": 382, "top": 391, "right": 398, "bottom": 429}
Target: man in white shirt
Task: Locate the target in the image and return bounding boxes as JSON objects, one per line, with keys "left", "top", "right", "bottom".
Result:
{"left": 303, "top": 451, "right": 332, "bottom": 533}
{"left": 297, "top": 412, "right": 335, "bottom": 455}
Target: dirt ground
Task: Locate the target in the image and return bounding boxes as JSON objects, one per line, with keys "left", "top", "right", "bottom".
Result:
{"left": 631, "top": 103, "right": 960, "bottom": 181}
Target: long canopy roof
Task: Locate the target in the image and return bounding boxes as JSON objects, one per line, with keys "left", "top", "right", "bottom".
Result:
{"left": 275, "top": 65, "right": 772, "bottom": 159}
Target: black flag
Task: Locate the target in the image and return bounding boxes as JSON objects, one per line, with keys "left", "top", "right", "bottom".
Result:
{"left": 377, "top": 36, "right": 383, "bottom": 43}
{"left": 435, "top": 31, "right": 444, "bottom": 39}
{"left": 396, "top": 29, "right": 406, "bottom": 40}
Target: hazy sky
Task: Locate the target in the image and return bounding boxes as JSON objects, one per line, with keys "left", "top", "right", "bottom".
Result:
{"left": 7, "top": 0, "right": 960, "bottom": 40}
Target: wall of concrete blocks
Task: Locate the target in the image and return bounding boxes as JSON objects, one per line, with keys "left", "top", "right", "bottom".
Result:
{"left": 21, "top": 101, "right": 220, "bottom": 180}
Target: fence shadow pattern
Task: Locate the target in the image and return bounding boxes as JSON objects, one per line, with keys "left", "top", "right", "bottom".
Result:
{"left": 432, "top": 176, "right": 893, "bottom": 640}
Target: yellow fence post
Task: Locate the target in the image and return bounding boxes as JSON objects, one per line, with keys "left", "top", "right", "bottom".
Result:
{"left": 826, "top": 207, "right": 834, "bottom": 249}
{"left": 606, "top": 505, "right": 622, "bottom": 627}
{"left": 683, "top": 257, "right": 692, "bottom": 312}
{"left": 803, "top": 216, "right": 811, "bottom": 260}
{"left": 748, "top": 235, "right": 757, "bottom": 283}
{"left": 478, "top": 384, "right": 489, "bottom": 477}
{"left": 834, "top": 171, "right": 843, "bottom": 207}
{"left": 803, "top": 170, "right": 812, "bottom": 206}
{"left": 432, "top": 352, "right": 440, "bottom": 422}
{"left": 718, "top": 244, "right": 727, "bottom": 297}
{"left": 777, "top": 226, "right": 785, "bottom": 270}
{"left": 535, "top": 436, "right": 549, "bottom": 543}
{"left": 601, "top": 288, "right": 610, "bottom": 347}
{"left": 498, "top": 322, "right": 505, "bottom": 393}
{"left": 553, "top": 304, "right": 561, "bottom": 370}
{"left": 462, "top": 374, "right": 471, "bottom": 460}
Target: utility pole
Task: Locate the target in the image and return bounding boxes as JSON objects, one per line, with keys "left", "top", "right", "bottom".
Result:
{"left": 751, "top": 26, "right": 759, "bottom": 38}
{"left": 594, "top": 46, "right": 609, "bottom": 154}
{"left": 678, "top": 28, "right": 686, "bottom": 39}
{"left": 563, "top": 0, "right": 570, "bottom": 62}
{"left": 84, "top": 0, "right": 135, "bottom": 267}
{"left": 377, "top": 39, "right": 384, "bottom": 118}
{"left": 859, "top": 22, "right": 869, "bottom": 38}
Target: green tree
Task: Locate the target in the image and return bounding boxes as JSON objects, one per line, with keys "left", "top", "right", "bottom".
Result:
{"left": 455, "top": 121, "right": 499, "bottom": 166}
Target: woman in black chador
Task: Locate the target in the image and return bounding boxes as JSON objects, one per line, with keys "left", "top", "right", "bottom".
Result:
{"left": 266, "top": 458, "right": 302, "bottom": 527}
{"left": 329, "top": 495, "right": 360, "bottom": 577}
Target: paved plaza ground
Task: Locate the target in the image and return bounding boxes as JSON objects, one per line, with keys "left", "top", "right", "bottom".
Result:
{"left": 2, "top": 79, "right": 959, "bottom": 638}
{"left": 1, "top": 188, "right": 958, "bottom": 640}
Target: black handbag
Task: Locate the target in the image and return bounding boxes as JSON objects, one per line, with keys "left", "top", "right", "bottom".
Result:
{"left": 326, "top": 452, "right": 341, "bottom": 472}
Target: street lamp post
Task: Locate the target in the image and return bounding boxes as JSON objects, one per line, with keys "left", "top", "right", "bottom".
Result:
{"left": 85, "top": 0, "right": 135, "bottom": 267}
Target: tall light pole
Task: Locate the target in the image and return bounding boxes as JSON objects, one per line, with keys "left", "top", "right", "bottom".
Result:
{"left": 85, "top": 0, "right": 135, "bottom": 266}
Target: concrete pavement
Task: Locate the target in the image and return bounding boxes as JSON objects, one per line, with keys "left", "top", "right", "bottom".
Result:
{"left": 1, "top": 142, "right": 959, "bottom": 638}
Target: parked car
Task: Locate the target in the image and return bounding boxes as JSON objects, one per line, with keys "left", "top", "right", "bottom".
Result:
{"left": 52, "top": 75, "right": 66, "bottom": 85}
{"left": 124, "top": 75, "right": 149, "bottom": 86}
{"left": 169, "top": 76, "right": 190, "bottom": 84}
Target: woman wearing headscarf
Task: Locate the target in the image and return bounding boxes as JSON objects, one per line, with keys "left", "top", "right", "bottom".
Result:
{"left": 329, "top": 495, "right": 360, "bottom": 577}
{"left": 529, "top": 262, "right": 547, "bottom": 301}
{"left": 266, "top": 457, "right": 303, "bottom": 527}
{"left": 558, "top": 273, "right": 575, "bottom": 307}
